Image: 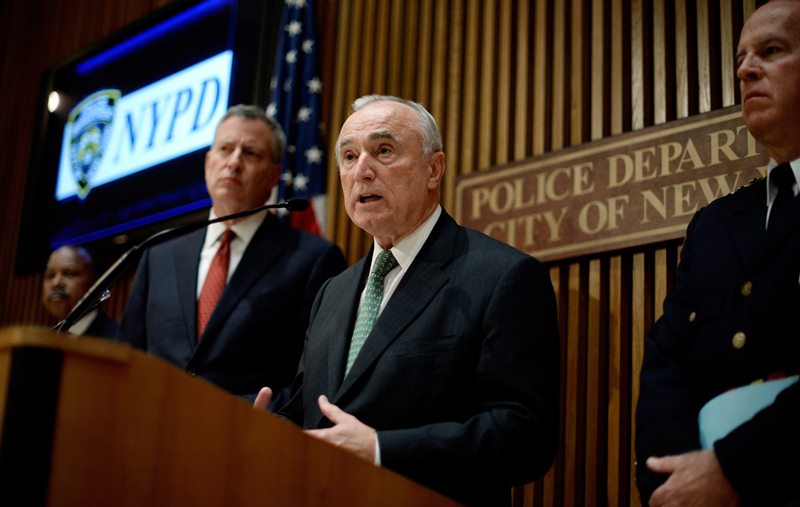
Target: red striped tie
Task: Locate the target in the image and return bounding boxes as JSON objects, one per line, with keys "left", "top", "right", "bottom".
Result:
{"left": 197, "top": 229, "right": 234, "bottom": 339}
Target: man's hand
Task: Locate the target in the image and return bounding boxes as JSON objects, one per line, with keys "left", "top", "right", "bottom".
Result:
{"left": 306, "top": 395, "right": 377, "bottom": 463}
{"left": 647, "top": 449, "right": 739, "bottom": 507}
{"left": 253, "top": 387, "right": 273, "bottom": 411}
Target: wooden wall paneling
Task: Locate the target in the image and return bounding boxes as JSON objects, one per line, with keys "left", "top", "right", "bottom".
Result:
{"left": 569, "top": 0, "right": 586, "bottom": 147}
{"left": 429, "top": 0, "right": 448, "bottom": 131}
{"left": 544, "top": 264, "right": 564, "bottom": 507}
{"left": 653, "top": 248, "right": 668, "bottom": 321}
{"left": 387, "top": 0, "right": 404, "bottom": 95}
{"left": 653, "top": 0, "right": 667, "bottom": 125}
{"left": 371, "top": 0, "right": 390, "bottom": 93}
{"left": 610, "top": 0, "right": 625, "bottom": 135}
{"left": 400, "top": 0, "right": 419, "bottom": 100}
{"left": 461, "top": 0, "right": 480, "bottom": 177}
{"left": 478, "top": 1, "right": 497, "bottom": 170}
{"left": 532, "top": 1, "right": 548, "bottom": 156}
{"left": 605, "top": 255, "right": 622, "bottom": 506}
{"left": 696, "top": 0, "right": 712, "bottom": 113}
{"left": 495, "top": 0, "right": 513, "bottom": 166}
{"left": 719, "top": 0, "right": 736, "bottom": 107}
{"left": 630, "top": 0, "right": 645, "bottom": 130}
{"left": 584, "top": 258, "right": 606, "bottom": 505}
{"left": 590, "top": 0, "right": 605, "bottom": 141}
{"left": 443, "top": 0, "right": 464, "bottom": 210}
{"left": 358, "top": 0, "right": 377, "bottom": 100}
{"left": 562, "top": 261, "right": 583, "bottom": 506}
{"left": 674, "top": 0, "right": 689, "bottom": 119}
{"left": 629, "top": 251, "right": 648, "bottom": 507}
{"left": 416, "top": 0, "right": 433, "bottom": 108}
{"left": 514, "top": 0, "right": 531, "bottom": 159}
{"left": 550, "top": 0, "right": 566, "bottom": 151}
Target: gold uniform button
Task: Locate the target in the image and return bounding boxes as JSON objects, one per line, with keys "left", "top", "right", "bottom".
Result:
{"left": 688, "top": 311, "right": 697, "bottom": 322}
{"left": 732, "top": 331, "right": 746, "bottom": 349}
{"left": 740, "top": 281, "right": 753, "bottom": 296}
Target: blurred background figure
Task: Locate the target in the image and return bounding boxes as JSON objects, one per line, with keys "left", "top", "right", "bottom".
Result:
{"left": 42, "top": 245, "right": 117, "bottom": 338}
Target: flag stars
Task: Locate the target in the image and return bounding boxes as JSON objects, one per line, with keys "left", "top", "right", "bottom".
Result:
{"left": 266, "top": 103, "right": 277, "bottom": 118}
{"left": 307, "top": 77, "right": 322, "bottom": 93}
{"left": 302, "top": 39, "right": 315, "bottom": 53}
{"left": 281, "top": 171, "right": 294, "bottom": 186}
{"left": 283, "top": 79, "right": 293, "bottom": 92}
{"left": 305, "top": 146, "right": 322, "bottom": 164}
{"left": 297, "top": 107, "right": 312, "bottom": 122}
{"left": 285, "top": 21, "right": 303, "bottom": 36}
{"left": 286, "top": 50, "right": 298, "bottom": 64}
{"left": 285, "top": 0, "right": 306, "bottom": 7}
{"left": 287, "top": 144, "right": 297, "bottom": 154}
{"left": 293, "top": 173, "right": 309, "bottom": 191}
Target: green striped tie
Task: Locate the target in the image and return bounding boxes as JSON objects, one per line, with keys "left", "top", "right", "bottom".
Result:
{"left": 345, "top": 249, "right": 399, "bottom": 376}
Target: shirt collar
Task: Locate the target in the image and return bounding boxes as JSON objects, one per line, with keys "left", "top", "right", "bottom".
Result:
{"left": 204, "top": 209, "right": 268, "bottom": 249}
{"left": 370, "top": 205, "right": 442, "bottom": 272}
{"left": 766, "top": 158, "right": 800, "bottom": 206}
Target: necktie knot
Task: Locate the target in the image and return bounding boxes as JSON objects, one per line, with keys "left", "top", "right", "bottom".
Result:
{"left": 372, "top": 249, "right": 399, "bottom": 278}
{"left": 772, "top": 163, "right": 795, "bottom": 194}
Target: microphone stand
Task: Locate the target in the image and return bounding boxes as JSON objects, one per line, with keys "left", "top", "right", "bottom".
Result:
{"left": 51, "top": 198, "right": 309, "bottom": 333}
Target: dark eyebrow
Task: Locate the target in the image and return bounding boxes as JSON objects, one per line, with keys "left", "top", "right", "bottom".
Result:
{"left": 368, "top": 130, "right": 396, "bottom": 142}
{"left": 737, "top": 35, "right": 790, "bottom": 61}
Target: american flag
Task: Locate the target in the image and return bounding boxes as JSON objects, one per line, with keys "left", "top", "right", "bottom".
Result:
{"left": 267, "top": 0, "right": 326, "bottom": 235}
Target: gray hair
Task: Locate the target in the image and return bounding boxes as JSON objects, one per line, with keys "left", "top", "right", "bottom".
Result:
{"left": 217, "top": 104, "right": 286, "bottom": 163}
{"left": 338, "top": 95, "right": 443, "bottom": 162}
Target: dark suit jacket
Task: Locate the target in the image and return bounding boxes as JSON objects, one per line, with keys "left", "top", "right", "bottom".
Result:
{"left": 85, "top": 309, "right": 118, "bottom": 339}
{"left": 280, "top": 211, "right": 560, "bottom": 507}
{"left": 117, "top": 213, "right": 346, "bottom": 397}
{"left": 636, "top": 178, "right": 800, "bottom": 506}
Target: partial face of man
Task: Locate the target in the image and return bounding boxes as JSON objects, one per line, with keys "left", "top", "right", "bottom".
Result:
{"left": 736, "top": 1, "right": 800, "bottom": 159}
{"left": 42, "top": 247, "right": 93, "bottom": 321}
{"left": 337, "top": 101, "right": 444, "bottom": 249}
{"left": 205, "top": 116, "right": 279, "bottom": 217}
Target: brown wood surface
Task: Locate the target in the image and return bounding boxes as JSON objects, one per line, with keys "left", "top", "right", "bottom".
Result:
{"left": 0, "top": 326, "right": 459, "bottom": 507}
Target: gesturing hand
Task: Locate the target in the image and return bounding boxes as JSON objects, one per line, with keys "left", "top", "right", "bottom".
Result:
{"left": 306, "top": 395, "right": 377, "bottom": 463}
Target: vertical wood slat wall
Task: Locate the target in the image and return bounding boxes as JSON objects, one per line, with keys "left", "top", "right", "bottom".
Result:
{"left": 0, "top": 0, "right": 761, "bottom": 506}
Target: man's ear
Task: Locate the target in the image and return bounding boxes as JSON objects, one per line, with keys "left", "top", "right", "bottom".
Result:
{"left": 427, "top": 151, "right": 445, "bottom": 190}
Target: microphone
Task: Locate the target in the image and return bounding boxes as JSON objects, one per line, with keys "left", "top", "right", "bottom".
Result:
{"left": 52, "top": 198, "right": 309, "bottom": 333}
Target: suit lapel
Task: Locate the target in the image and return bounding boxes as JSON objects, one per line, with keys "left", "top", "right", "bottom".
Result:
{"left": 331, "top": 212, "right": 457, "bottom": 405}
{"left": 326, "top": 259, "right": 369, "bottom": 397}
{"left": 196, "top": 214, "right": 290, "bottom": 350}
{"left": 174, "top": 227, "right": 205, "bottom": 349}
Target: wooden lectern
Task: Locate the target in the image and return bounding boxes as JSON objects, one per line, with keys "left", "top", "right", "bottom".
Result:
{"left": 0, "top": 326, "right": 459, "bottom": 506}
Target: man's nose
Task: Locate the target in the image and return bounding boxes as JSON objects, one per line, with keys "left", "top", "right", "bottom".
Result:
{"left": 736, "top": 53, "right": 761, "bottom": 82}
{"left": 227, "top": 146, "right": 244, "bottom": 170}
{"left": 353, "top": 153, "right": 375, "bottom": 180}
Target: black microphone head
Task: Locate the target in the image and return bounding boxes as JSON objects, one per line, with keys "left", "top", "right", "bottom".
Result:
{"left": 286, "top": 197, "right": 310, "bottom": 212}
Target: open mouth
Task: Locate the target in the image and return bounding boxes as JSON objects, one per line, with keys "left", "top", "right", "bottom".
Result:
{"left": 358, "top": 194, "right": 382, "bottom": 204}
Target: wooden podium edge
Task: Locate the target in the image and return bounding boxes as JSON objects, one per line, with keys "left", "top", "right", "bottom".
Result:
{"left": 0, "top": 326, "right": 460, "bottom": 507}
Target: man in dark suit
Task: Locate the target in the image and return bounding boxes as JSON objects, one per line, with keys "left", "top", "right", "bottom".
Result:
{"left": 636, "top": 2, "right": 800, "bottom": 506}
{"left": 117, "top": 104, "right": 346, "bottom": 399}
{"left": 255, "top": 96, "right": 560, "bottom": 506}
{"left": 42, "top": 245, "right": 118, "bottom": 338}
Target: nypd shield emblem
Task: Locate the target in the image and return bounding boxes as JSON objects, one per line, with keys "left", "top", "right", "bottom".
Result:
{"left": 66, "top": 89, "right": 120, "bottom": 199}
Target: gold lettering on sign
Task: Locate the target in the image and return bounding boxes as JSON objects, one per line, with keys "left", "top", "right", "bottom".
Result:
{"left": 455, "top": 107, "right": 769, "bottom": 262}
